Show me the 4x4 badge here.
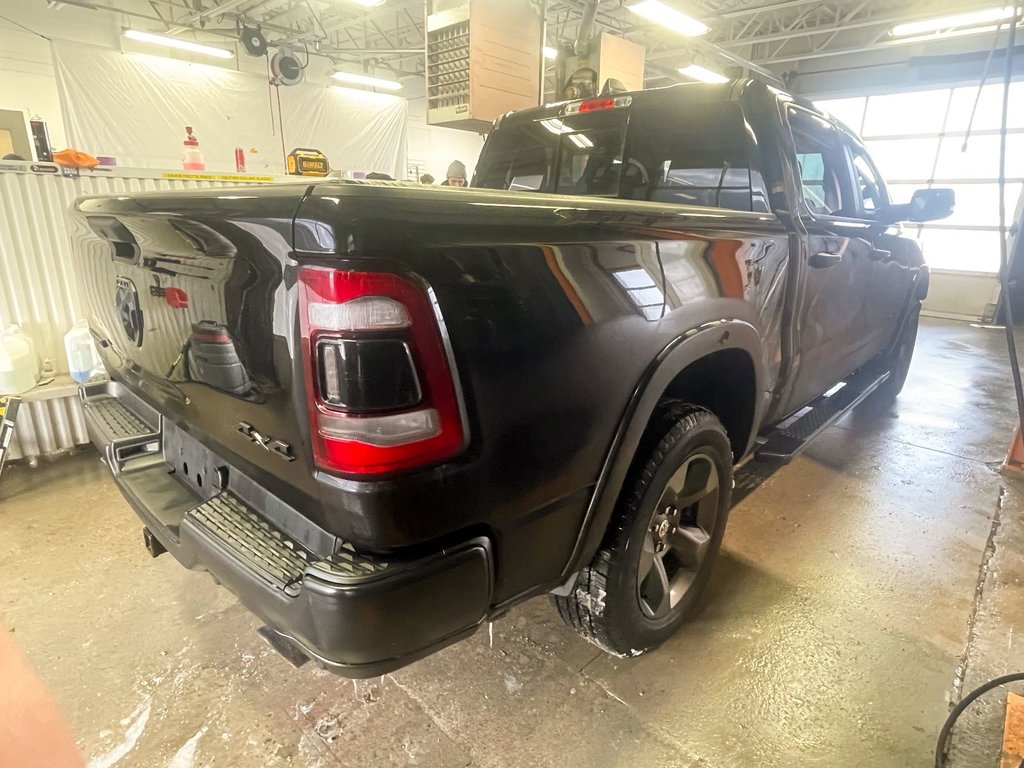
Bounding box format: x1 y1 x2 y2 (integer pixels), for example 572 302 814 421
235 422 296 462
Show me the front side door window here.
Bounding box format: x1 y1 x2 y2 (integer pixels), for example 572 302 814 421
849 146 888 216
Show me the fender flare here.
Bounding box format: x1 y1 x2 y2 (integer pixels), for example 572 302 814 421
560 318 766 579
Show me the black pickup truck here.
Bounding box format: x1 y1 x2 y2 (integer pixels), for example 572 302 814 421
73 79 953 676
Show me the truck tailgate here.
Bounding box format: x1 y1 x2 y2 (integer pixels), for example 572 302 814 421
71 185 325 522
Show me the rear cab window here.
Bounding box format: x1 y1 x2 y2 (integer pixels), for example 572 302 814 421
475 87 770 213
475 109 628 196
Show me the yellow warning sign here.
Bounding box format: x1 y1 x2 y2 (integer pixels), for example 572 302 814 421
161 172 276 183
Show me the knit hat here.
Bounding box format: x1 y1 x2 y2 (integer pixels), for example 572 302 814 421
446 160 467 180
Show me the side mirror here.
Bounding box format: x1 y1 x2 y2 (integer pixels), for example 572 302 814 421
881 188 955 223
907 188 955 222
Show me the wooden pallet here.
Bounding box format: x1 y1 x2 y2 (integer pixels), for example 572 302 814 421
1001 691 1024 768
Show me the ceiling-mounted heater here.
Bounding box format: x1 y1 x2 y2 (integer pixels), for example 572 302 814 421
426 0 542 132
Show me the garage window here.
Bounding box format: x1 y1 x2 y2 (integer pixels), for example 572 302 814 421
818 82 1024 273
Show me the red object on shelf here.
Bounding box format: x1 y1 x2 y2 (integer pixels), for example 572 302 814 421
182 126 205 171
164 287 189 309
235 147 246 173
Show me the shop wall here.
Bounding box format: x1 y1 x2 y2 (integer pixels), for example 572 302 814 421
404 80 486 182
0 3 410 177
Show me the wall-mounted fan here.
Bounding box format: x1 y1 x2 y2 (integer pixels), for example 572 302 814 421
239 24 267 57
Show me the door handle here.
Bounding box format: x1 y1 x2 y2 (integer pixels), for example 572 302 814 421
810 251 843 268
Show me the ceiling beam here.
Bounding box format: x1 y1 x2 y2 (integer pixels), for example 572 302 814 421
166 0 250 33
758 26 1005 65
715 0 836 21
715 7 989 50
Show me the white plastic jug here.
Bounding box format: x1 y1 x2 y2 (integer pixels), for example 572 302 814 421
65 320 101 384
0 326 39 394
6 324 38 368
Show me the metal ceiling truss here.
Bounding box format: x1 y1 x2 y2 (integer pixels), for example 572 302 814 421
92 0 428 75
66 0 1010 81
683 0 1006 68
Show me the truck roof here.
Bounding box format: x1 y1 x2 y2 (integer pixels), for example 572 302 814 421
498 78 820 128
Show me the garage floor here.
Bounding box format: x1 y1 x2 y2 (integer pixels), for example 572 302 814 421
3 317 1024 768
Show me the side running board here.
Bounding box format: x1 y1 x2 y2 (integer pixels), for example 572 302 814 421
756 369 889 463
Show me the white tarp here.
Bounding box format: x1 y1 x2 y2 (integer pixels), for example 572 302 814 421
52 40 406 177
280 86 408 177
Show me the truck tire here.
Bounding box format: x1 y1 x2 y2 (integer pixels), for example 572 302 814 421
551 403 733 657
871 303 921 403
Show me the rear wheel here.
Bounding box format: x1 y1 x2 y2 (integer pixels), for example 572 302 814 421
551 404 733 657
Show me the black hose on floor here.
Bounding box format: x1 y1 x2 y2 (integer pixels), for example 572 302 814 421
934 672 1024 767
935 10 1024 767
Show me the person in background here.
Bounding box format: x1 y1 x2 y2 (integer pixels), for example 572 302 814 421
440 160 467 187
365 171 393 180
419 173 435 184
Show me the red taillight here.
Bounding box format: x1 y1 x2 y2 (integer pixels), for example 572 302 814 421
298 267 466 476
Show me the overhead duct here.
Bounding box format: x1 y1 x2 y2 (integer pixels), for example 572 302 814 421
574 0 599 58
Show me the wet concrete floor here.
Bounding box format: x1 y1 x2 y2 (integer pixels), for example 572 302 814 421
1 317 1023 767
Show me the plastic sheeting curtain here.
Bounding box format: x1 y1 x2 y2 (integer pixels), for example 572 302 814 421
280 86 409 178
52 41 407 177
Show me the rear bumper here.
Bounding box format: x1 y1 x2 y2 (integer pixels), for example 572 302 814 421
80 380 492 677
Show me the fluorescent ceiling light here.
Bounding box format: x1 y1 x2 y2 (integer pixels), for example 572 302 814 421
331 71 403 91
123 29 234 59
678 64 728 84
543 46 558 60
346 0 386 6
629 0 709 37
889 23 1005 45
891 6 1016 37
